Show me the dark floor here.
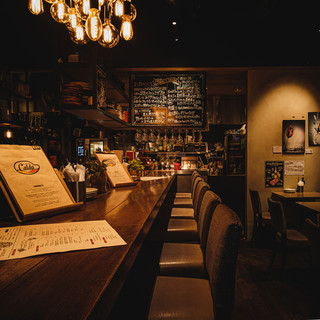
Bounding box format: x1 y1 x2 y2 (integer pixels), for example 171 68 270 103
109 234 316 320
233 239 315 320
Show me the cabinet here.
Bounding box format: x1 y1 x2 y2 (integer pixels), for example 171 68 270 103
58 63 130 130
224 134 245 175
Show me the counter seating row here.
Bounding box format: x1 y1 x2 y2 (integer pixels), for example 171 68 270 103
147 172 243 320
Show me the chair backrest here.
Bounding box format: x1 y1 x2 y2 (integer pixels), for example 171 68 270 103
249 189 262 226
205 204 242 320
191 175 202 201
267 198 287 234
304 218 320 266
191 171 201 198
197 190 222 252
193 179 210 219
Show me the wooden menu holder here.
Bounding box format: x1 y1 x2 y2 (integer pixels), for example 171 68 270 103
94 151 137 188
0 145 82 222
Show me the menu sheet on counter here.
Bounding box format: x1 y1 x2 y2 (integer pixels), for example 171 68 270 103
131 73 205 126
0 220 126 260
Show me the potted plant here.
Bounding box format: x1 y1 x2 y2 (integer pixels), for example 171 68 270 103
128 159 145 181
85 159 108 193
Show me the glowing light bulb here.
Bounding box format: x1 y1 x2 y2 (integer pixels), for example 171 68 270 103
120 15 133 41
66 7 80 30
70 23 89 45
130 3 137 21
99 0 106 5
123 1 136 21
75 0 91 21
44 0 57 3
4 129 13 139
114 0 124 17
98 19 119 48
85 8 103 41
28 0 44 15
50 0 69 23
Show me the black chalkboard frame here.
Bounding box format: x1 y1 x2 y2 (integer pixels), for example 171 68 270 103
130 72 206 128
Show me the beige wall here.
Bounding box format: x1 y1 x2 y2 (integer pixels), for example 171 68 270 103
247 69 320 239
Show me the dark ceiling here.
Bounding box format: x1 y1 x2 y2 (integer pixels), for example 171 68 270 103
1 0 320 69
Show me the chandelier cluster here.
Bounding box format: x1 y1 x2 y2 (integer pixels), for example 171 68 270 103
28 0 136 48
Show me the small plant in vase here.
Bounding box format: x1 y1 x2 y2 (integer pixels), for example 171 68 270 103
128 159 145 181
85 160 108 193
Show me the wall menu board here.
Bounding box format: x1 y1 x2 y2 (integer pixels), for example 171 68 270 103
131 73 205 127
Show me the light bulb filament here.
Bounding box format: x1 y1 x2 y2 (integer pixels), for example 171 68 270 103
57 2 65 20
120 17 133 40
103 25 112 43
76 26 85 41
82 0 91 16
70 13 77 29
114 0 124 17
92 18 99 39
29 0 44 15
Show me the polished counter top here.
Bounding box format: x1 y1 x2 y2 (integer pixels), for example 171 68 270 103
0 175 174 320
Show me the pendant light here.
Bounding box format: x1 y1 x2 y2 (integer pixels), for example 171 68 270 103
50 0 69 23
85 8 103 41
28 0 137 47
98 5 119 48
70 22 89 45
28 0 44 15
75 0 91 21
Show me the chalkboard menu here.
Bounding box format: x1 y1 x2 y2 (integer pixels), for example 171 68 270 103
131 73 205 127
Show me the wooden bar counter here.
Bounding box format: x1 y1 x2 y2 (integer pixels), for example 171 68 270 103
0 175 175 320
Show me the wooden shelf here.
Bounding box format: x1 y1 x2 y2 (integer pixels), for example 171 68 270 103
63 107 131 130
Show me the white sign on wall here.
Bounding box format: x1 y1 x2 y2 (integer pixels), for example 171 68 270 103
284 160 305 176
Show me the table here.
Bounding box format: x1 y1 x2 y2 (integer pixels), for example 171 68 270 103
271 191 320 202
295 202 320 226
0 175 174 320
271 191 320 228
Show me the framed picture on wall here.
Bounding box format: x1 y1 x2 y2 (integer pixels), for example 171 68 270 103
265 161 284 187
282 120 305 154
308 112 320 146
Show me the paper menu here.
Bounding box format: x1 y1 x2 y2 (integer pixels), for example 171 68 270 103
0 220 126 260
0 145 75 220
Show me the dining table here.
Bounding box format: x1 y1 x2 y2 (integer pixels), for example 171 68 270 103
271 191 320 229
295 202 320 226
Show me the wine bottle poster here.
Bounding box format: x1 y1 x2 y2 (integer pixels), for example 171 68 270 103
265 161 284 188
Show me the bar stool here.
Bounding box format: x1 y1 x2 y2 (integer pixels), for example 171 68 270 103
174 171 200 199
159 191 221 278
148 204 243 320
172 173 202 208
165 180 210 243
170 175 203 219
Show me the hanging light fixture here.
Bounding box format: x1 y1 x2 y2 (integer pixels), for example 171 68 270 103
28 0 44 15
28 0 137 48
98 5 119 48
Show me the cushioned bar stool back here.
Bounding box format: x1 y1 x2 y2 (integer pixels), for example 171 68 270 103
165 180 210 243
148 204 243 320
173 175 202 208
159 190 222 278
174 171 201 199
205 204 243 319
